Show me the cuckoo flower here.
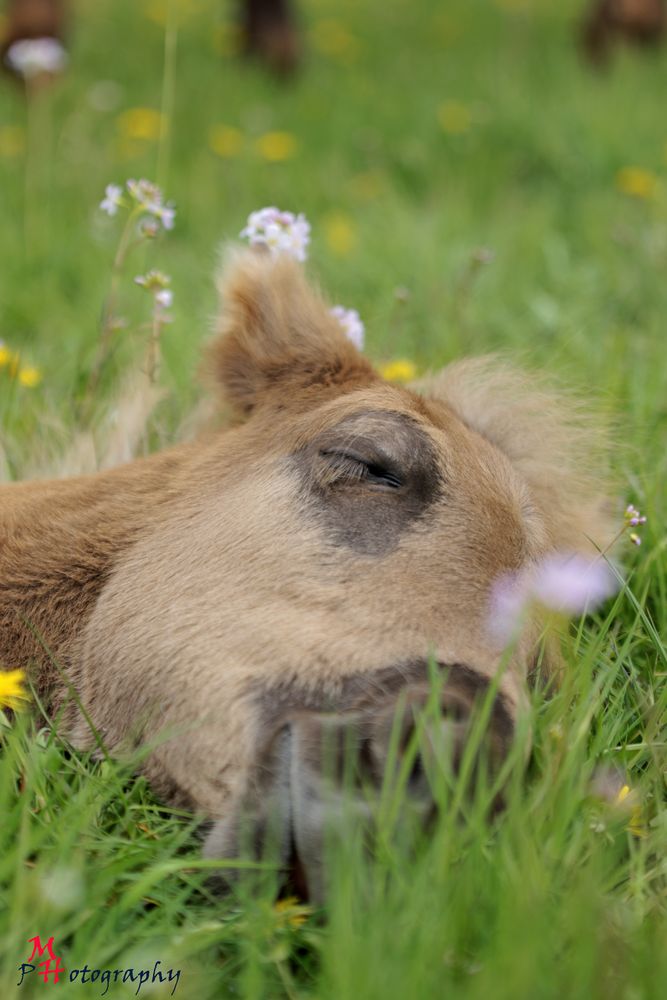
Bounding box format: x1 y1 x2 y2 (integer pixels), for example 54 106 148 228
330 305 365 350
4 38 68 79
240 207 310 262
489 552 619 645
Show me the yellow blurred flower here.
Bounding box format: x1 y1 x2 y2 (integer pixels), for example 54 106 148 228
348 169 386 201
255 131 299 162
379 359 417 383
0 669 30 711
627 807 647 838
116 107 165 143
273 896 310 929
615 166 659 200
143 0 201 27
615 784 631 804
0 124 25 158
18 366 42 388
615 784 648 838
323 211 357 257
310 19 361 61
438 100 473 135
0 344 21 376
209 125 244 159
212 21 242 57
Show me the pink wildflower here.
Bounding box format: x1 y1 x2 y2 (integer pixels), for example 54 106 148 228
489 552 619 645
330 305 365 350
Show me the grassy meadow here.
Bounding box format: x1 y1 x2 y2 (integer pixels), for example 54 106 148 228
1 0 666 996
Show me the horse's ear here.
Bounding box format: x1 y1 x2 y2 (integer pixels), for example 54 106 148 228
204 248 376 416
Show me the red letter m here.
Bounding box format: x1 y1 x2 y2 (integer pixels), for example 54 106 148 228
26 937 56 963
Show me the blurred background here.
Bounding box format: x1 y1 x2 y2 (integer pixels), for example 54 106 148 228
1 0 667 478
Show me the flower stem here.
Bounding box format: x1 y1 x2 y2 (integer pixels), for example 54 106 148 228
80 208 143 419
145 310 163 384
156 0 178 192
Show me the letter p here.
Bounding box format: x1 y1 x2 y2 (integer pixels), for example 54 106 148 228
17 964 35 986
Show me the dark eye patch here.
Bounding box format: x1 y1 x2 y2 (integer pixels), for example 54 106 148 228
291 409 443 556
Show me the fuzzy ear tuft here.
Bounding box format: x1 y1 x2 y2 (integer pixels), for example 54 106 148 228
412 356 619 555
204 248 376 416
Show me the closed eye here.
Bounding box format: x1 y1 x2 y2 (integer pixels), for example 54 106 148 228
320 449 403 489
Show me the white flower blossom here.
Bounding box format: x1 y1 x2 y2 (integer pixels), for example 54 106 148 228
4 37 68 79
155 204 176 231
100 183 123 217
155 288 173 310
134 270 171 292
240 206 310 262
135 271 173 322
624 503 647 547
126 179 176 231
330 305 365 350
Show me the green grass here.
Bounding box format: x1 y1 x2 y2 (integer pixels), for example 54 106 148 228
1 0 666 996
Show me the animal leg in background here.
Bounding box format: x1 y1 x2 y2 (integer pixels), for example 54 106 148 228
1 0 301 80
581 0 666 65
239 0 300 75
1 0 68 79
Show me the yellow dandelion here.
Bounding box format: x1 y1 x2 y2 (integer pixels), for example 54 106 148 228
0 124 25 158
116 107 165 143
438 100 473 135
143 0 200 27
348 170 386 201
379 359 417 383
323 211 357 257
2 349 21 378
255 131 298 162
614 784 648 838
144 0 169 26
615 166 659 200
209 125 244 159
18 366 42 388
0 669 30 711
273 896 310 929
627 805 648 838
615 784 631 804
310 19 361 61
212 21 242 57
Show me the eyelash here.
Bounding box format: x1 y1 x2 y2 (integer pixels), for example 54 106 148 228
320 451 402 489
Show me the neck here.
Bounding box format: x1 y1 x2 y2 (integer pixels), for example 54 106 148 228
0 443 192 696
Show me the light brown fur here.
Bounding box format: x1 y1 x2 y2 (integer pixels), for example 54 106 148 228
0 249 617 888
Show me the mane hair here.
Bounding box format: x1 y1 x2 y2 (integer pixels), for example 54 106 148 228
413 356 618 555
